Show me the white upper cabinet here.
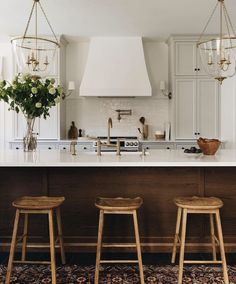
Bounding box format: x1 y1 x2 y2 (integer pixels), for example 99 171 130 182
175 41 208 77
169 36 220 140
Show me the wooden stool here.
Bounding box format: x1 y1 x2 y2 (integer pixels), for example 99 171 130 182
5 196 66 284
94 197 144 284
171 196 229 284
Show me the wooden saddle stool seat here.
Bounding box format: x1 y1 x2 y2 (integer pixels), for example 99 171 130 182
172 196 229 284
5 196 66 284
94 197 145 284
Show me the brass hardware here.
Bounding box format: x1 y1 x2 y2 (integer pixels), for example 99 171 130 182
96 139 121 156
62 81 75 100
107 117 113 144
70 141 77 156
116 139 121 156
11 0 59 74
115 109 132 121
97 139 101 156
96 118 122 156
197 0 236 83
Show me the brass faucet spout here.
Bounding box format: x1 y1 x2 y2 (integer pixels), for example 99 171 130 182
107 117 113 144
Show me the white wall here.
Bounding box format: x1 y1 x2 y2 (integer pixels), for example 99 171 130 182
65 40 169 139
0 42 14 148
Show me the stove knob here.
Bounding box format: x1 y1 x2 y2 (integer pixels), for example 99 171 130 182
134 142 138 146
126 142 130 146
130 142 134 146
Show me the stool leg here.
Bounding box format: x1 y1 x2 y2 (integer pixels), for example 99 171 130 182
178 209 187 284
133 210 145 284
5 209 20 284
56 207 66 265
172 207 182 264
209 213 217 261
21 213 28 261
48 210 56 284
95 210 104 284
215 210 229 284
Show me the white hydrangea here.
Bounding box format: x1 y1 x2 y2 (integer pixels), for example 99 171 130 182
35 102 42 108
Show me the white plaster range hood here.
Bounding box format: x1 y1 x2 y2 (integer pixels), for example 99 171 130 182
80 37 152 97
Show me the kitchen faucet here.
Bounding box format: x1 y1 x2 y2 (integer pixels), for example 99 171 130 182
96 117 121 156
107 117 113 144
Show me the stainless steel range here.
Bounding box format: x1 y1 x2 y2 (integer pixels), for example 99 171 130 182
93 136 139 152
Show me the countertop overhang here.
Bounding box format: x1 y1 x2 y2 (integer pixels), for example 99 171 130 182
1 149 236 167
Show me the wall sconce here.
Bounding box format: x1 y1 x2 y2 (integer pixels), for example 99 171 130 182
62 81 75 100
115 109 132 121
160 81 172 99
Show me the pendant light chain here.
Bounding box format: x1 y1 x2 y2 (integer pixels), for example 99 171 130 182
223 5 233 48
198 1 219 44
35 1 38 65
38 1 59 45
23 1 37 39
223 2 236 37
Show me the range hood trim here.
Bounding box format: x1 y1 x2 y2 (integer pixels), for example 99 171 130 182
80 88 152 97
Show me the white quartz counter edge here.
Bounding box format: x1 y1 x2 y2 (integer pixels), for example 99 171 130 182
0 149 236 167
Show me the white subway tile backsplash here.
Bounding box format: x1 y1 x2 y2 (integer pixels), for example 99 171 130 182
66 97 169 139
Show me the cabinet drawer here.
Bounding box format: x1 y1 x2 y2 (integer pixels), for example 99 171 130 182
11 143 23 150
38 144 56 150
77 144 93 152
176 144 198 150
142 144 175 150
59 144 70 150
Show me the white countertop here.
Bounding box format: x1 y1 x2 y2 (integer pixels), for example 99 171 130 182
1 149 236 167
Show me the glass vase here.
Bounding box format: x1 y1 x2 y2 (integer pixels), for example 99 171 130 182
23 117 37 151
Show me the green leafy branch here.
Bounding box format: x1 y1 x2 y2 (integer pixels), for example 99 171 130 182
0 74 62 119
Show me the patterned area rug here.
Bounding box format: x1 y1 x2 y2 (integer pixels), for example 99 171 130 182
0 264 236 283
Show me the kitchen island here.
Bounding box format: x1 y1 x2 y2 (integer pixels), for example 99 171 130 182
1 149 236 253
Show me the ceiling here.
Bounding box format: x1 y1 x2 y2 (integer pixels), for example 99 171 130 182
1 0 236 41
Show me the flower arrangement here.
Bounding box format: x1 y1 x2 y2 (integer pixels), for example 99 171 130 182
0 73 62 119
0 74 63 151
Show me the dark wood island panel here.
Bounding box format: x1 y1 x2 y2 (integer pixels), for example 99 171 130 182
0 167 236 253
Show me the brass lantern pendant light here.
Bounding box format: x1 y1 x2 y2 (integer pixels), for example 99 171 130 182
197 0 236 84
11 0 59 78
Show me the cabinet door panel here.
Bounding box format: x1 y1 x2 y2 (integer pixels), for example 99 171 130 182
175 42 196 76
196 51 209 76
197 79 219 138
38 106 59 139
176 79 196 139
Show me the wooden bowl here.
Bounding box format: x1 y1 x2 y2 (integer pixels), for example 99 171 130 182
197 138 221 155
